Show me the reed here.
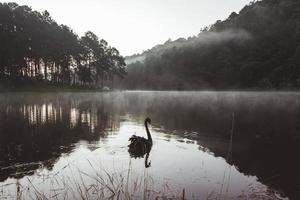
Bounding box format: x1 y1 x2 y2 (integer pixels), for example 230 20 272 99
1 158 187 200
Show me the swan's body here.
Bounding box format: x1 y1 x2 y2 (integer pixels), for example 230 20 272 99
128 118 152 158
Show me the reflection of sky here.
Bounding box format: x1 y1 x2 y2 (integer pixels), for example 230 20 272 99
1 91 297 199
0 120 276 199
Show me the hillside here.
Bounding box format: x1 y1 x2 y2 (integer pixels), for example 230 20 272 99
120 0 300 90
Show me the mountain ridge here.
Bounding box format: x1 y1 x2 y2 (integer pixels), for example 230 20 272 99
120 0 300 90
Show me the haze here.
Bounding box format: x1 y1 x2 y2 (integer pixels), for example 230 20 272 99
1 0 251 56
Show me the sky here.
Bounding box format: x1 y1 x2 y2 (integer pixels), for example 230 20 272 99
1 0 251 56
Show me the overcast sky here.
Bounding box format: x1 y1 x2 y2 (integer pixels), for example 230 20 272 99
1 0 251 56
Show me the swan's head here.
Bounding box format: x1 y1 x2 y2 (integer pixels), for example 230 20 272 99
145 117 151 124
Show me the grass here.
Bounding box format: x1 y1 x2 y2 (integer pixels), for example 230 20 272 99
0 157 283 200
0 159 187 200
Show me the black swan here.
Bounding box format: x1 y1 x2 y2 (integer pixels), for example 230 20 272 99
128 118 152 159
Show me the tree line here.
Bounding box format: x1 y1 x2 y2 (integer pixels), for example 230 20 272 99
120 0 300 90
0 2 126 89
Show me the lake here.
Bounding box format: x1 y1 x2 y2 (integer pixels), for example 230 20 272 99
0 91 299 199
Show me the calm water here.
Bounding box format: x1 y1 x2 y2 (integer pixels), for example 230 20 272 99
0 91 299 199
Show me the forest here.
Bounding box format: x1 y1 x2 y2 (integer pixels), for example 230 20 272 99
1 0 300 91
120 0 300 90
0 2 126 90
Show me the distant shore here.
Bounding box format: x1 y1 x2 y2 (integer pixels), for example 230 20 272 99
1 86 300 93
0 84 107 93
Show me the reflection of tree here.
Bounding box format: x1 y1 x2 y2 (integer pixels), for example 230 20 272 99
0 94 119 182
1 92 300 199
123 92 300 199
218 138 300 199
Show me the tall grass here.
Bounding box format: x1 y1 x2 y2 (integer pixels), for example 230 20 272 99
0 158 187 200
0 157 282 200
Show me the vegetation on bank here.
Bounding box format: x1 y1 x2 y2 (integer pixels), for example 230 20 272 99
0 2 126 90
120 0 300 90
2 0 300 92
0 83 107 92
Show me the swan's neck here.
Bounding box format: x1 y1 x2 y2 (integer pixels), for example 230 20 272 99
145 121 152 142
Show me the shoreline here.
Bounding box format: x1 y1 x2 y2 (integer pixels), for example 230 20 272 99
2 88 300 93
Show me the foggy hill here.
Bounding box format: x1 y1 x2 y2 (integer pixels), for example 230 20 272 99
120 0 300 90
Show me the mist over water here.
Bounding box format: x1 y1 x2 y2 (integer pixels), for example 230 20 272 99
0 91 299 199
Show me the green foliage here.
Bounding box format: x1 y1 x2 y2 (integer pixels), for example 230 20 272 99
120 0 300 90
0 2 126 89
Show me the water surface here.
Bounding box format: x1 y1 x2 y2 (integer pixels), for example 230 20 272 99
0 91 299 199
